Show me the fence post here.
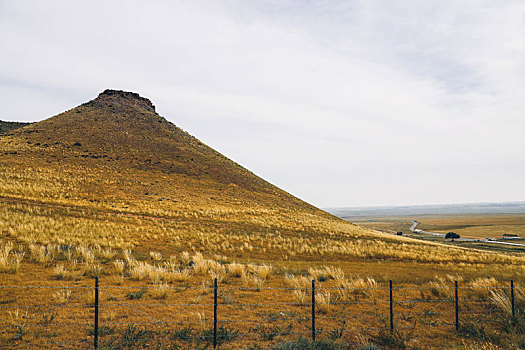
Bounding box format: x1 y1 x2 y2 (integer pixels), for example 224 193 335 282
511 280 515 319
312 279 316 342
389 280 394 333
213 278 218 349
455 280 459 331
94 276 99 350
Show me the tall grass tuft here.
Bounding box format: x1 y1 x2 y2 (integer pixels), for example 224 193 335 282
316 292 332 314
152 282 169 299
227 263 246 278
0 242 24 274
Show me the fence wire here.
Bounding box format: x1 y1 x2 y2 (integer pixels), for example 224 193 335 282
0 279 521 349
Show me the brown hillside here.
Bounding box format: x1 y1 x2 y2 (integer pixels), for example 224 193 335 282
0 89 523 281
0 121 31 133
0 89 319 212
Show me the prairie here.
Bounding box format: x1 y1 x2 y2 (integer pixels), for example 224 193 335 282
1 90 523 348
350 214 525 240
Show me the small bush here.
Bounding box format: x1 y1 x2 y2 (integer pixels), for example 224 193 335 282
201 326 238 345
127 288 147 300
372 328 413 350
272 337 347 350
170 327 193 342
100 324 161 349
359 345 383 350
445 232 460 239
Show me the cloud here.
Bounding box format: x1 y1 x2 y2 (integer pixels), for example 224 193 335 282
0 0 523 206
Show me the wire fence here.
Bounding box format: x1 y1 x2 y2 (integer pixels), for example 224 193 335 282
0 279 521 349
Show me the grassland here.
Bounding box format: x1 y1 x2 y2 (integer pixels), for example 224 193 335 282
416 214 525 239
351 214 525 239
1 90 524 348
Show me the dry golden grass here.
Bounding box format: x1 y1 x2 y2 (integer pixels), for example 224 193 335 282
1 91 524 348
151 282 170 299
227 262 246 278
315 291 332 313
0 242 24 274
0 241 522 349
52 288 72 304
418 214 525 239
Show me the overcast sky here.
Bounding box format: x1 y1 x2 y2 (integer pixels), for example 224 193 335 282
0 1 524 208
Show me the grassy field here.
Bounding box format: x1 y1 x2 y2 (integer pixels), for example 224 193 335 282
1 90 524 348
349 214 524 238
417 214 525 239
348 214 525 256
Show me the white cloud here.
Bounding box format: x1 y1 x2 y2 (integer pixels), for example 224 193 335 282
0 0 523 206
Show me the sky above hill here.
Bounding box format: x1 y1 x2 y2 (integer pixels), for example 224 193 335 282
0 0 524 207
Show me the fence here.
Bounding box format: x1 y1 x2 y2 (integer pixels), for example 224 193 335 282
0 279 521 349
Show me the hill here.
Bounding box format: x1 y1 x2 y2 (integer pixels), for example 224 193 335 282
0 89 314 209
0 121 31 133
1 90 524 349
0 89 523 268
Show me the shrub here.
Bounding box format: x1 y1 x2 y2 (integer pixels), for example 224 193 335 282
445 232 460 239
170 326 193 342
372 328 413 350
100 324 159 349
272 337 347 350
201 326 238 345
359 345 383 350
127 288 147 300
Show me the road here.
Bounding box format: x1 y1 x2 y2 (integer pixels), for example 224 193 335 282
409 221 525 247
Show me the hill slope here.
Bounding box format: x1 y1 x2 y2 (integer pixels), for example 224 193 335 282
0 89 313 210
0 90 523 270
1 90 523 350
0 121 31 133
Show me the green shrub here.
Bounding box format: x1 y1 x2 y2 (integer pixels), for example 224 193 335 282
371 329 413 350
126 288 147 300
272 337 347 350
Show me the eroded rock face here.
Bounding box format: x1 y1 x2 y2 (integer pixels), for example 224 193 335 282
96 89 156 112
